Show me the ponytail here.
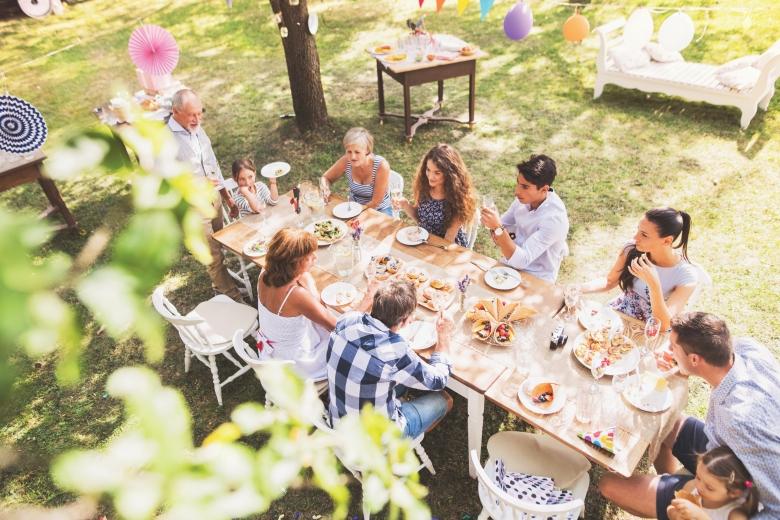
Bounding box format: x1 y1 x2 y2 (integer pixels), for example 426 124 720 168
677 210 691 262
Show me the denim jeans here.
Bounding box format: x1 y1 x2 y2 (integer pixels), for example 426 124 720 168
400 391 449 438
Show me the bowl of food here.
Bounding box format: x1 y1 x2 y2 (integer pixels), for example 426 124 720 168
493 322 516 345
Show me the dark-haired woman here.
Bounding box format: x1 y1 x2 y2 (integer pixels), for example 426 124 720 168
257 228 374 380
581 208 698 330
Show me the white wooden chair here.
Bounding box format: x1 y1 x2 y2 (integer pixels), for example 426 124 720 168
687 262 713 309
465 208 481 249
220 177 258 301
594 18 780 129
311 412 436 520
471 431 591 520
152 286 259 406
232 329 329 398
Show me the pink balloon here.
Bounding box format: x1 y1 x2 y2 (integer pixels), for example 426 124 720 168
504 1 533 41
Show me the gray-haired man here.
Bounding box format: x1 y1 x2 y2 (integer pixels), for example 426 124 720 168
167 89 241 301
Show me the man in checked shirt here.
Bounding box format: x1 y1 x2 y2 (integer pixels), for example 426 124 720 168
600 311 780 519
326 280 454 438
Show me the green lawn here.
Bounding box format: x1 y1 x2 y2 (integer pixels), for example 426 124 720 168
1 0 778 518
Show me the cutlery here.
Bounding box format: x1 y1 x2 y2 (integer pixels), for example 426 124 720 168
419 238 452 250
550 300 566 319
470 260 490 272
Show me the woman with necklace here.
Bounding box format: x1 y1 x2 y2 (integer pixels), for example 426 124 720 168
320 127 393 216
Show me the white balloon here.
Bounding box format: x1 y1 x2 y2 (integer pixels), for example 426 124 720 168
658 12 695 52
623 8 654 49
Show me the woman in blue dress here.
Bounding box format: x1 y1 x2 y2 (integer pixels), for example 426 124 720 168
319 127 393 216
393 143 477 247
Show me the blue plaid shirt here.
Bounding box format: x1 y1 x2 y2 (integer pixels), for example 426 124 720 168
705 338 780 519
326 312 452 432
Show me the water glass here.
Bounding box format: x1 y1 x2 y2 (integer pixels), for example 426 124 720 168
612 372 629 394
333 241 353 278
481 195 497 213
643 316 661 357
390 187 403 220
563 284 581 320
575 390 593 425
501 332 533 398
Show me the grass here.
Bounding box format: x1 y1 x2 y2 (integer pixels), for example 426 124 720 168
1 0 779 517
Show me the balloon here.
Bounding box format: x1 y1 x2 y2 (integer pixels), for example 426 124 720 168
504 1 533 41
436 0 445 12
658 12 694 52
562 10 590 43
457 0 469 15
622 8 653 49
480 0 494 20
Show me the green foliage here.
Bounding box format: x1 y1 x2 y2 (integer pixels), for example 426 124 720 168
52 366 430 520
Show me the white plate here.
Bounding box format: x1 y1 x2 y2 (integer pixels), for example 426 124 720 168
623 373 673 413
571 331 641 376
517 377 568 415
243 237 268 257
484 266 522 291
304 219 348 246
396 226 429 246
368 44 395 56
260 161 290 179
321 282 358 307
398 320 438 350
578 300 624 333
332 201 363 219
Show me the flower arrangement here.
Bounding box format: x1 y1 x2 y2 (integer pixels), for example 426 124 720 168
349 219 363 241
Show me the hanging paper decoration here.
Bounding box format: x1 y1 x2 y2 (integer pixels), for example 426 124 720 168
128 25 180 76
480 0 494 20
658 12 695 52
563 8 590 43
0 95 48 155
457 0 469 16
504 1 533 41
225 0 232 7
18 0 52 18
419 0 425 7
436 0 446 13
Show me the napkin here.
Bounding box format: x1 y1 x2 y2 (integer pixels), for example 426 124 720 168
578 427 618 456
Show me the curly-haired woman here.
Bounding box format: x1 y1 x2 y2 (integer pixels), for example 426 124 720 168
393 143 477 247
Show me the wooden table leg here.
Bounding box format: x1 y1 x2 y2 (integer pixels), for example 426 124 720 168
377 61 386 124
437 79 444 106
403 78 412 142
38 176 77 229
468 71 476 128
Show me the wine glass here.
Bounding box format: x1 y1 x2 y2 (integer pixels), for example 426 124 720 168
390 186 403 221
612 372 629 394
643 316 661 360
563 284 581 320
481 195 497 213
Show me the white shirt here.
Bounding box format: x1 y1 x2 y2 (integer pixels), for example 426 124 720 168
167 117 225 190
499 190 569 283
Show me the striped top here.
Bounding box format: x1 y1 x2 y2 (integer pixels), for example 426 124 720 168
345 154 391 211
233 181 277 218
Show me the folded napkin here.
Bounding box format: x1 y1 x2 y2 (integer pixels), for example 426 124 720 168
578 427 618 455
494 458 574 507
434 34 468 53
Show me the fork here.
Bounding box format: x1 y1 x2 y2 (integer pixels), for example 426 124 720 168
420 238 452 251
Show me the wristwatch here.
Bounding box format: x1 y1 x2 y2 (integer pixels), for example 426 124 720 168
492 225 505 237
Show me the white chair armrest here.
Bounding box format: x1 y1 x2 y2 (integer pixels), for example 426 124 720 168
595 18 626 37
753 52 780 93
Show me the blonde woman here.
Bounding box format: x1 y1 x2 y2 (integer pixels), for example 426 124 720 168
320 127 393 216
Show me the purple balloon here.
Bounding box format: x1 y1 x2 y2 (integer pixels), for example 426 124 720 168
504 1 533 41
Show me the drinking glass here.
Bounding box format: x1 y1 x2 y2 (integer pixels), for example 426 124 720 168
563 284 581 320
612 372 629 394
575 389 593 425
334 241 353 279
501 329 534 398
588 352 607 424
255 198 267 224
390 186 403 221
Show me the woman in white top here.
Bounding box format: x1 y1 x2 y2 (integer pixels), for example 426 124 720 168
257 228 374 381
581 207 698 330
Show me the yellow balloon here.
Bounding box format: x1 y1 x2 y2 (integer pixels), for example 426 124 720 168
563 11 590 43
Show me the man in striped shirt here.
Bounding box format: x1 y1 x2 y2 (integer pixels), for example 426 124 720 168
326 280 453 438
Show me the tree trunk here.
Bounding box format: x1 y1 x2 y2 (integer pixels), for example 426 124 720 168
269 0 328 132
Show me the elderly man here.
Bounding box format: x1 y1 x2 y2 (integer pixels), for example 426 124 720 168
599 311 780 519
326 280 454 438
168 89 242 301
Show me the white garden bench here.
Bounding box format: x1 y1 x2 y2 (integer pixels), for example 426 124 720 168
594 18 780 129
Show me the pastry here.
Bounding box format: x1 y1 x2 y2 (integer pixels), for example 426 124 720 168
472 320 493 341
528 382 556 408
674 489 702 507
493 322 515 345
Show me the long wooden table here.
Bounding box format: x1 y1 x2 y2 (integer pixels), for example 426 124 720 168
212 193 687 479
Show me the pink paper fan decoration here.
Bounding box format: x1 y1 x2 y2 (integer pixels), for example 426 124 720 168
128 24 180 76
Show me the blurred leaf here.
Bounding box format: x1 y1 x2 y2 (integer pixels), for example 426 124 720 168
202 423 242 446
77 266 138 338
182 208 213 266
113 210 181 289
45 128 131 181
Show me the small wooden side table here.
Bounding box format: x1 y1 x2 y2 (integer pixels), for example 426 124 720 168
0 150 77 230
